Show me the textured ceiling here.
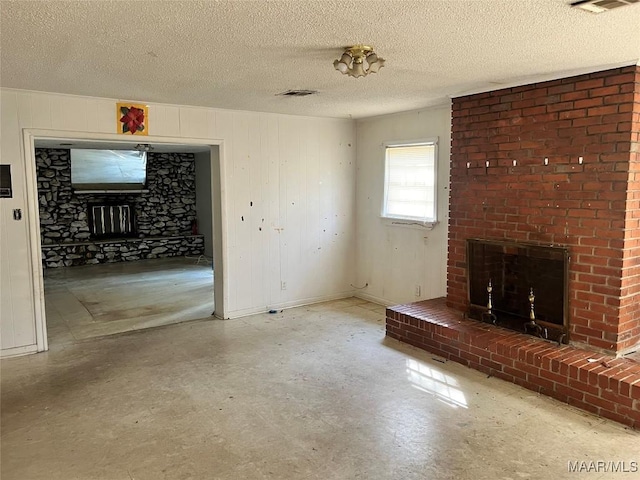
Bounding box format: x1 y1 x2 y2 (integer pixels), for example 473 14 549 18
1 0 639 119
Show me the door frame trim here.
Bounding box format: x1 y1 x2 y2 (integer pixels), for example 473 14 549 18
22 129 228 352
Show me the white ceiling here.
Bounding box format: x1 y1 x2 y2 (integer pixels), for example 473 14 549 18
2 0 639 119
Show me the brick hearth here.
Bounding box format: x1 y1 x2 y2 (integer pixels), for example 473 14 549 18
386 298 640 428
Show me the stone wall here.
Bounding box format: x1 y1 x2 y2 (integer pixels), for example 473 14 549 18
36 148 203 267
36 149 197 243
41 235 204 268
137 152 197 237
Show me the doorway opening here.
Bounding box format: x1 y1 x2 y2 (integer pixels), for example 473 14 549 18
31 137 222 346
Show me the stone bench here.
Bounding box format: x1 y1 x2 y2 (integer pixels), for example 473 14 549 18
41 234 204 268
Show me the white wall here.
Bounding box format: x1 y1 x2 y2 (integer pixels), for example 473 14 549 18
354 105 451 306
195 150 214 257
0 89 356 356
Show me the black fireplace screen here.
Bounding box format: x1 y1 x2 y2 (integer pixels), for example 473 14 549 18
467 239 569 341
89 204 134 238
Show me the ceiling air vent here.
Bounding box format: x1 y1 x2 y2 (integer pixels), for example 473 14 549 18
571 0 638 13
277 90 318 97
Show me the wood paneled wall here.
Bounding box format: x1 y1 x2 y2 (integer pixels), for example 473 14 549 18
0 89 356 356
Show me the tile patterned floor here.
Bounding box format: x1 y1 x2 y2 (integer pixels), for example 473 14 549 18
43 257 215 344
2 295 638 479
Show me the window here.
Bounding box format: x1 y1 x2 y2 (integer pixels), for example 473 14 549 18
382 139 437 223
71 149 147 190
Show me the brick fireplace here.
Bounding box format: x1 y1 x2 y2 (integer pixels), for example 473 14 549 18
448 65 640 355
386 65 640 427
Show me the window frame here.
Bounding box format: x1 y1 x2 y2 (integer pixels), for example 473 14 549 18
70 149 148 191
381 137 439 225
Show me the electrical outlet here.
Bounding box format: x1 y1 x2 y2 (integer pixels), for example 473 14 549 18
281 281 287 290
415 285 421 297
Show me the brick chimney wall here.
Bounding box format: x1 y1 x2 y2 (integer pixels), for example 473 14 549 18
619 68 640 352
447 65 640 355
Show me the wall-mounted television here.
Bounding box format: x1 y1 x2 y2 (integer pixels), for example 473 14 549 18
71 149 147 191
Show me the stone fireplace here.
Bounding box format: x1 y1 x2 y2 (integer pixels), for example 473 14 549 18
386 65 640 428
88 203 136 238
36 149 204 267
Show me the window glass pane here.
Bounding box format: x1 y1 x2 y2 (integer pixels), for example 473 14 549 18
71 149 147 189
384 143 436 221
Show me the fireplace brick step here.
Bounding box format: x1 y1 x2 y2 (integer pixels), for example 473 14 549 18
386 298 640 429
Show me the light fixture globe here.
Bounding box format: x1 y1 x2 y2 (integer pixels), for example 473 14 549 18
333 52 351 74
366 52 385 74
333 45 385 78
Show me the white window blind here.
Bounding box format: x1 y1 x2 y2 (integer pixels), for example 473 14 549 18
383 141 437 222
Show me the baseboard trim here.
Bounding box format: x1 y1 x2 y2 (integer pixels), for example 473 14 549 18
353 291 393 306
226 291 357 319
1 344 39 359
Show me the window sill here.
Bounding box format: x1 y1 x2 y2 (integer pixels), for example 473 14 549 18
380 217 439 230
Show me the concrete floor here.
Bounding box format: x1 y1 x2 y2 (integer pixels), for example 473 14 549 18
1 296 638 480
43 257 215 344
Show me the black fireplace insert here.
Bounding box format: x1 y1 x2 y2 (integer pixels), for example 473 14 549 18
466 239 569 343
88 203 136 239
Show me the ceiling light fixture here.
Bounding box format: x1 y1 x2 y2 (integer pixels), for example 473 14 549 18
333 45 385 78
276 89 318 97
134 143 153 152
570 0 639 14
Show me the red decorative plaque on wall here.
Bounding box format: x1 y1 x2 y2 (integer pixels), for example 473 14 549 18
117 102 148 135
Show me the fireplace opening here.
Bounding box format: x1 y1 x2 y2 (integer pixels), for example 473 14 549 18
467 239 569 343
88 203 136 239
